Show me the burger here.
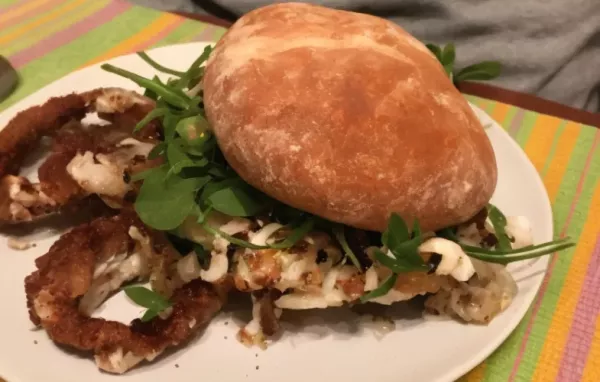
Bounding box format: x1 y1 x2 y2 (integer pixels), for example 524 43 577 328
103 2 572 348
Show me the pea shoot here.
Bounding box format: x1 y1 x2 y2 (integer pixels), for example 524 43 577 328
124 286 172 322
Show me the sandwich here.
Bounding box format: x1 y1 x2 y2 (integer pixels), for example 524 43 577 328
99 3 572 349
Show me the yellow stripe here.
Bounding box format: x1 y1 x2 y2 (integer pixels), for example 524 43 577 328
531 181 600 382
463 362 486 382
0 0 86 45
2 0 107 57
523 114 561 174
544 122 582 202
0 0 51 24
582 314 600 382
490 102 511 125
82 13 181 67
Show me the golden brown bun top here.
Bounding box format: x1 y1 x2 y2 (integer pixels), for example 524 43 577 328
203 3 497 232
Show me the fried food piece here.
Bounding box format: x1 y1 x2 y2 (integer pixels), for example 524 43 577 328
24 213 224 374
0 88 162 224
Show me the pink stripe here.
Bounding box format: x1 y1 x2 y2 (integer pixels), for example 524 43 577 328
0 0 27 12
556 233 600 381
509 131 600 381
8 0 131 68
0 0 63 29
508 109 526 137
194 26 217 42
123 17 185 54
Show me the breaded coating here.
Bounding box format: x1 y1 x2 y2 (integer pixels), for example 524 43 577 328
25 213 224 373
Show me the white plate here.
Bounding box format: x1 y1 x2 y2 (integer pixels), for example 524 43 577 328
0 42 551 382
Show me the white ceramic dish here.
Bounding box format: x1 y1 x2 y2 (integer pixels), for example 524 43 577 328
0 42 551 382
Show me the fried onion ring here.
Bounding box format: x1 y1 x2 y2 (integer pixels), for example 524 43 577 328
0 88 162 224
24 212 224 374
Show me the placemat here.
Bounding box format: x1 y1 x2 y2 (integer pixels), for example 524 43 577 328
0 1 598 381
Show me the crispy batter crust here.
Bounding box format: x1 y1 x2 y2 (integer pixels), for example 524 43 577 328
24 213 224 373
0 88 162 224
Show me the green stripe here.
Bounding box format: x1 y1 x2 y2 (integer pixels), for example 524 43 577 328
481 118 581 381
484 99 497 114
513 129 599 381
0 6 162 112
500 106 518 129
168 20 209 44
148 19 205 48
1 0 103 56
0 0 82 38
483 307 535 382
513 111 537 146
212 27 227 40
0 0 20 6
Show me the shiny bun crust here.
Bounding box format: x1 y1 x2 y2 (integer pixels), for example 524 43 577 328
203 3 497 232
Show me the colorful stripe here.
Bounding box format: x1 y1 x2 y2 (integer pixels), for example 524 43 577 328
581 314 600 382
0 0 51 26
557 230 600 381
0 0 86 45
0 0 62 29
8 0 130 68
1 3 600 381
532 134 600 382
82 13 184 67
1 0 109 56
509 130 599 382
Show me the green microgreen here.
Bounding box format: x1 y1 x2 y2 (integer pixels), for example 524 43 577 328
426 43 501 84
137 51 186 77
269 218 314 249
104 46 573 307
487 204 512 250
360 274 398 303
332 225 363 270
124 286 172 322
134 165 209 230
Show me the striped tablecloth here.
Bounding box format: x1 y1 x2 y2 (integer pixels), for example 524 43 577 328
0 1 598 381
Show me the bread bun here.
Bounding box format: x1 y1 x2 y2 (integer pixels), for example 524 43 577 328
203 3 497 232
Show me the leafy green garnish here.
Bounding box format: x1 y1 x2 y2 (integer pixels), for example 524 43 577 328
137 51 186 77
124 286 172 322
362 213 428 301
461 237 575 264
435 226 459 242
101 63 193 109
269 218 315 249
454 62 502 82
426 43 501 84
201 222 269 250
134 166 209 230
194 243 211 269
381 214 427 272
360 274 398 303
487 204 512 250
332 225 363 270
203 179 268 217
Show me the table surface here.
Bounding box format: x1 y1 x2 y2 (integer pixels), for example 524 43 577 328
0 1 598 382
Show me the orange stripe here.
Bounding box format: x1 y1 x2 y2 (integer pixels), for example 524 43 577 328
463 362 486 382
490 102 511 125
531 181 600 382
82 13 181 67
544 122 582 202
582 314 600 382
0 0 52 25
0 0 86 45
523 114 562 174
